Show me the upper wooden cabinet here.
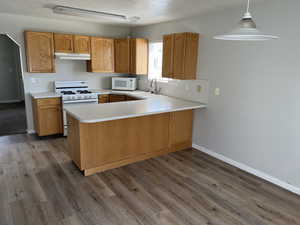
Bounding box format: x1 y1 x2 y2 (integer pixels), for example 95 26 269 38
114 39 131 73
130 38 148 75
162 34 174 78
54 33 74 53
74 35 90 54
88 37 114 73
162 32 199 80
25 31 55 73
115 38 149 75
54 33 91 54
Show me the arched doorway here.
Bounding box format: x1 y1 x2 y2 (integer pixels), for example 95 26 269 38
0 34 27 136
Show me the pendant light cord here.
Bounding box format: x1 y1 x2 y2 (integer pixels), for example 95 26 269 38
246 0 250 13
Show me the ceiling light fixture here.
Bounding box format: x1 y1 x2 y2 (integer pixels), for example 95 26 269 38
53 5 136 22
214 0 279 41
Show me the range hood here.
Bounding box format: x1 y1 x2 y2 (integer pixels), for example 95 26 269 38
55 52 91 60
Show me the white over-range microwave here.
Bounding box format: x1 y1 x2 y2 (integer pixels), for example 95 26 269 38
112 77 137 91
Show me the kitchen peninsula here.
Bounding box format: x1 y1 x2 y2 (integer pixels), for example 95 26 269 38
65 92 206 176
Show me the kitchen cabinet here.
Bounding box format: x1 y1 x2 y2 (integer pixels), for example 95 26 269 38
115 38 149 75
88 37 114 73
109 94 126 102
162 34 174 78
74 35 90 54
54 33 74 53
169 110 193 151
54 34 91 54
25 31 55 73
99 94 139 103
130 38 148 75
98 94 109 103
32 97 63 136
67 110 194 176
114 39 131 73
162 32 199 80
126 95 139 101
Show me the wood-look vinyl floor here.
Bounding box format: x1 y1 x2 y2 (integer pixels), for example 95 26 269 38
1 134 300 225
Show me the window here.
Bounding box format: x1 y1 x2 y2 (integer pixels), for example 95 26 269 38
148 42 163 80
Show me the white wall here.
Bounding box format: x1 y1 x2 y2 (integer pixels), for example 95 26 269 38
131 0 300 189
0 13 130 131
0 35 23 103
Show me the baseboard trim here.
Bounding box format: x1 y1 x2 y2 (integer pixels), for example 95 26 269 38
27 129 35 134
0 99 23 103
192 143 300 196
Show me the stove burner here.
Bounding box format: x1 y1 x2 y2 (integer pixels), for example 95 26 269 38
77 90 92 94
61 91 76 95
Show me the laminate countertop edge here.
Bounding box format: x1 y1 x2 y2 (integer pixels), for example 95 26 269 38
66 104 206 124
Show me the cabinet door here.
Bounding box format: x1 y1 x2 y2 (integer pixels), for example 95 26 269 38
130 38 148 75
126 95 139 101
109 94 126 102
83 113 170 169
184 33 199 80
38 105 63 136
74 35 90 54
89 37 114 73
25 31 55 73
169 110 193 151
98 94 109 103
115 39 130 73
172 33 186 79
54 33 74 53
162 34 174 78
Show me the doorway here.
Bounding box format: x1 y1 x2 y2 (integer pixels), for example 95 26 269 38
0 34 27 136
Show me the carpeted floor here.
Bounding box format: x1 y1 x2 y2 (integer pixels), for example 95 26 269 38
0 101 27 136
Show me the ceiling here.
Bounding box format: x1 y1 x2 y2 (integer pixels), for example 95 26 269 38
0 0 263 26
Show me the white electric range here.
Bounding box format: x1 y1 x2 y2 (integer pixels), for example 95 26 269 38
55 81 98 136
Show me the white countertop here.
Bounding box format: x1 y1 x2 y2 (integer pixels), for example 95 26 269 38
31 92 62 99
31 89 149 99
31 90 206 123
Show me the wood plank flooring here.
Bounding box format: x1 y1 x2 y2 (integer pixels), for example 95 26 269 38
1 134 300 225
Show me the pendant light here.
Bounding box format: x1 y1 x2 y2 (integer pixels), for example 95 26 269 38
214 0 279 41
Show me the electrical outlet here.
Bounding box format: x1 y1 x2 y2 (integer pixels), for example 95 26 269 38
214 88 220 96
197 85 202 93
31 78 37 84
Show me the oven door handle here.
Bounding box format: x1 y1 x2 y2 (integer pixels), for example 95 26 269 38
63 99 98 104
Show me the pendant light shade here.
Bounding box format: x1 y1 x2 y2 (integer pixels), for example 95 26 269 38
214 0 279 41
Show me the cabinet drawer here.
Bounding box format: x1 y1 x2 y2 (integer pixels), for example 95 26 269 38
36 98 61 106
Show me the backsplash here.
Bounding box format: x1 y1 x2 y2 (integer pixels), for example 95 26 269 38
137 76 209 104
28 60 120 93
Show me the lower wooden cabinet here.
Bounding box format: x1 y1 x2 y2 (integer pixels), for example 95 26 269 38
99 94 139 103
67 110 194 175
126 95 139 101
98 94 109 103
32 97 63 136
109 94 126 102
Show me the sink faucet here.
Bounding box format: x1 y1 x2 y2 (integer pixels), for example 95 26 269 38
150 79 161 94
